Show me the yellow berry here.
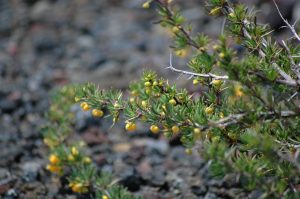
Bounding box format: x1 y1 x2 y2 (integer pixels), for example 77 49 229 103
68 154 75 161
193 128 201 135
129 97 135 103
46 164 61 173
125 122 137 132
169 99 177 105
228 12 235 18
92 109 104 117
131 90 138 96
150 125 160 134
219 112 224 118
144 81 151 87
175 49 188 58
49 154 59 164
212 44 219 50
68 182 75 188
102 195 109 199
193 79 199 85
83 157 92 164
152 81 158 86
205 106 214 115
71 183 87 193
172 125 180 134
235 85 244 97
185 148 192 155
211 79 223 89
219 52 225 59
142 1 150 9
172 26 180 33
74 96 81 102
80 102 90 111
145 88 152 95
71 147 79 156
141 100 147 108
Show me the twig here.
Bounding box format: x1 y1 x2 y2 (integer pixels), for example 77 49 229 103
273 0 300 42
224 3 298 87
165 52 229 80
209 110 297 128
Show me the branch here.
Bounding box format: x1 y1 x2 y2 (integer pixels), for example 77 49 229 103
224 3 298 87
209 110 297 128
153 0 200 49
165 53 229 80
273 0 300 43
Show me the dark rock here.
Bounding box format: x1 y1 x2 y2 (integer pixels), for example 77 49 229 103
119 167 143 191
191 185 207 196
0 99 17 113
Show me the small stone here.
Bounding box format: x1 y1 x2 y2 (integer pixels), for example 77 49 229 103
21 160 43 182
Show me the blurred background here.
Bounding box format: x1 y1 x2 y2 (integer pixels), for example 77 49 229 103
0 0 299 198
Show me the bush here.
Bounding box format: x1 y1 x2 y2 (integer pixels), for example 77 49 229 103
44 0 300 198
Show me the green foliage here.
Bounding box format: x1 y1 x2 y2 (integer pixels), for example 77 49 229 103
43 85 141 199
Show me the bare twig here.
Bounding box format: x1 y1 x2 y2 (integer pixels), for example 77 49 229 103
209 110 297 128
273 0 300 42
165 53 229 80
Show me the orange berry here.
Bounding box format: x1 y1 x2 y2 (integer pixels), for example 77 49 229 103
172 125 180 134
80 102 90 111
49 154 59 164
46 164 61 173
92 109 104 117
205 107 214 115
125 122 137 132
150 125 160 134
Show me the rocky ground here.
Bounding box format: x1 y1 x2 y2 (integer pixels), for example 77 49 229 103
0 0 299 199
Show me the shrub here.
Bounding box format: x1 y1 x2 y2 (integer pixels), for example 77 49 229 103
45 0 300 198
43 86 141 199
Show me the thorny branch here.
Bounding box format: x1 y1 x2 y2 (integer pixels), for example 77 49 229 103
165 53 229 80
224 2 299 87
157 1 300 87
209 110 297 129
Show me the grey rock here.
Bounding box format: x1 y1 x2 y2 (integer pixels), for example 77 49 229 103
21 160 43 182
